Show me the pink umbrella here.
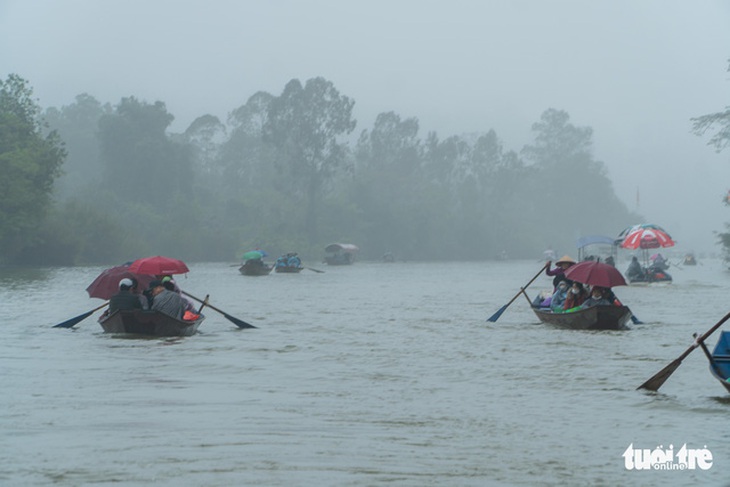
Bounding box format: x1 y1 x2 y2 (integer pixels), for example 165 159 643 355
128 256 190 275
620 228 675 250
564 260 627 288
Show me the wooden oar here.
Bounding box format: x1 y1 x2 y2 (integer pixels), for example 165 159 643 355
305 266 325 273
53 302 109 328
181 291 256 329
487 263 548 322
637 310 730 391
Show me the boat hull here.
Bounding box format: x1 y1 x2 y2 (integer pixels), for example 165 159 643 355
274 266 303 273
531 305 632 330
709 331 730 394
239 264 273 276
99 309 203 337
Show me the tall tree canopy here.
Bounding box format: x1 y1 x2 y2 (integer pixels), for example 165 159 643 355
263 77 356 243
0 74 65 257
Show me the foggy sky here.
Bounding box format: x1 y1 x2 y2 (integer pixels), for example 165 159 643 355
2 0 729 254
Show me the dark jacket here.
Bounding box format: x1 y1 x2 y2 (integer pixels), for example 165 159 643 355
109 290 144 314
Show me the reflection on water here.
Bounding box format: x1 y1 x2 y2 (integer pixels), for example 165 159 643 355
1 260 729 486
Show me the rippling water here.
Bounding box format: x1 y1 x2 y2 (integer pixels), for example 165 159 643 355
1 259 729 486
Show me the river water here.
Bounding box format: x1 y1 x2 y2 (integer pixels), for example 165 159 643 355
1 259 728 486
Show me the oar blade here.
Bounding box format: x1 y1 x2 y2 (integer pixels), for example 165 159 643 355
637 358 682 391
53 310 94 328
225 313 257 329
487 305 508 322
306 267 325 273
630 315 644 325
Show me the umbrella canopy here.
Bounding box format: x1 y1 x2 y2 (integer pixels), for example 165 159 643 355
86 264 155 300
564 260 627 288
242 250 266 260
128 256 190 275
620 228 675 250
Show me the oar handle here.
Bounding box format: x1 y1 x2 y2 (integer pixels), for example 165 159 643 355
182 291 224 315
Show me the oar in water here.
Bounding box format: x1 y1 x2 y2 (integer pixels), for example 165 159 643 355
181 291 257 329
637 310 730 391
53 302 109 328
487 263 549 322
305 266 325 273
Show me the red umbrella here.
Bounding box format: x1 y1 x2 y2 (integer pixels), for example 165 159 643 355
620 228 675 250
564 260 627 288
128 256 190 276
86 264 155 300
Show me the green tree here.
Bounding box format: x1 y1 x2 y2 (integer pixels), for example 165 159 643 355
0 74 65 260
352 111 424 257
263 77 356 243
693 59 730 261
43 93 110 199
691 59 730 153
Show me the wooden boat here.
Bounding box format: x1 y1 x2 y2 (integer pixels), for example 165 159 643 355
324 243 359 265
275 265 303 273
239 261 273 276
98 309 204 337
531 304 632 330
699 330 730 394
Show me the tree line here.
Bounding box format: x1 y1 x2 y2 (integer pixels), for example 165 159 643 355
1 73 644 266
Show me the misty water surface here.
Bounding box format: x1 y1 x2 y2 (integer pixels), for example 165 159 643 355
1 259 729 486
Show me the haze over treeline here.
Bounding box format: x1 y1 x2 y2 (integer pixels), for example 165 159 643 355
1 73 651 265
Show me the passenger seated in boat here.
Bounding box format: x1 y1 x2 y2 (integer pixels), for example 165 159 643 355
149 280 185 320
564 282 588 310
276 255 288 268
109 278 144 314
161 276 196 312
287 252 301 267
580 286 613 308
128 277 149 309
625 256 645 281
550 281 569 312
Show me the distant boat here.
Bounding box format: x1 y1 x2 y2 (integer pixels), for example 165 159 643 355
324 243 359 265
239 260 273 276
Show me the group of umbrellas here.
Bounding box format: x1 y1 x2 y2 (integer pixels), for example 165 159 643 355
85 255 190 300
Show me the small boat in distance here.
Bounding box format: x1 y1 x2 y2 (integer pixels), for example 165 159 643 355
324 243 359 265
239 260 274 276
98 309 204 337
275 252 304 273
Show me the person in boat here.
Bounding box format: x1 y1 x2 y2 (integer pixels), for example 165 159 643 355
650 253 669 272
563 281 588 310
550 280 569 312
109 278 144 314
148 279 185 319
625 256 645 281
580 286 613 308
129 277 150 309
546 255 576 290
604 255 615 267
287 252 302 268
161 276 196 312
275 254 288 268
